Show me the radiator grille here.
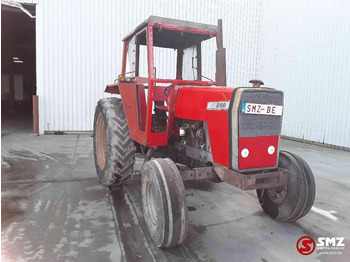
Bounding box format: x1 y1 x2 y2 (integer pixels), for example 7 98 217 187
238 89 283 138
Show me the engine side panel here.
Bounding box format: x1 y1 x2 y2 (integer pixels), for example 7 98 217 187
175 86 234 167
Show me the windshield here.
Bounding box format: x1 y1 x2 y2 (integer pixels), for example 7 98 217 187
182 36 216 81
126 29 217 81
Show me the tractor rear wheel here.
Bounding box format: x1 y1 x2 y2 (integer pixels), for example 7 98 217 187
257 151 315 222
93 97 136 185
142 158 188 247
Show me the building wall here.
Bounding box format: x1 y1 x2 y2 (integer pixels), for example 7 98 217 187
34 0 350 148
36 0 261 133
257 0 350 148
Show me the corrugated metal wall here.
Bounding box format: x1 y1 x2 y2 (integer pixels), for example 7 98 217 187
35 0 350 148
256 0 350 148
36 0 261 133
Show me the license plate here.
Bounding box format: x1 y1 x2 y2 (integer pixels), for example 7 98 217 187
242 103 283 116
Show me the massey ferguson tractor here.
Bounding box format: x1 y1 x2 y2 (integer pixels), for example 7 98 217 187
93 16 315 248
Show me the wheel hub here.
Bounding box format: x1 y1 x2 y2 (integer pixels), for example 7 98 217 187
267 184 288 203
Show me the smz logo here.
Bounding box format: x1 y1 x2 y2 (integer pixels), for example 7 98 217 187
297 236 345 255
297 236 316 255
317 237 345 247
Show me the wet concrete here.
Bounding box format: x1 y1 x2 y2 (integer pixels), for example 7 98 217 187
2 133 121 261
2 130 350 261
110 141 350 262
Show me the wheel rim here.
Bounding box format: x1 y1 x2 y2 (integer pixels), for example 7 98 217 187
146 182 158 225
96 112 107 170
267 184 288 203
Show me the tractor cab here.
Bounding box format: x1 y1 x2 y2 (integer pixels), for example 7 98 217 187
123 16 221 83
105 16 226 146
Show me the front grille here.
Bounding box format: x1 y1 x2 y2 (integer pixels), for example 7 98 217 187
238 89 283 138
229 87 284 171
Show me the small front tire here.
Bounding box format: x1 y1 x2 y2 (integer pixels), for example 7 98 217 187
142 158 188 248
257 151 315 222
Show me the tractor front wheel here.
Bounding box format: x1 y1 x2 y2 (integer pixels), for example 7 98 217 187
93 97 136 185
257 151 315 222
142 158 188 247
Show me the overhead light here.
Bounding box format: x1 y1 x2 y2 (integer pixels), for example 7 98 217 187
13 57 19 60
14 60 24 63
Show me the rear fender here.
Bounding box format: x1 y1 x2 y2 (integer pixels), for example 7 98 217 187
105 83 120 94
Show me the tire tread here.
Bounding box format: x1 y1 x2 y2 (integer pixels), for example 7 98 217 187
93 97 136 185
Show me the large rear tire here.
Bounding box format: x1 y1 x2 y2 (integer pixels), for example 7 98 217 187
93 97 136 185
142 158 188 248
257 151 315 222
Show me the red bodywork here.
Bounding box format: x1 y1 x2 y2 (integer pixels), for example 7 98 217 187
105 19 279 171
175 86 233 167
238 136 279 169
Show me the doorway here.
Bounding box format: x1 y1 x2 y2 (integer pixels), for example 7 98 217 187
1 2 36 135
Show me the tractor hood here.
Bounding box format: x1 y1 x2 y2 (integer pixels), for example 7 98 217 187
174 85 234 121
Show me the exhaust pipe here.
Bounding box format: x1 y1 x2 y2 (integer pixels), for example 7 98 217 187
216 19 227 86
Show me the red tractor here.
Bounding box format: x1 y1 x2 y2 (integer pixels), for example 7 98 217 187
93 16 315 248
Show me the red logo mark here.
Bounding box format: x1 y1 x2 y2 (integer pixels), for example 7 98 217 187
297 236 316 255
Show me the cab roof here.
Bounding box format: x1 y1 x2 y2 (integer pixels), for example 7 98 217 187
123 16 218 49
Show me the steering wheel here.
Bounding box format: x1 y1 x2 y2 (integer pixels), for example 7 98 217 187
163 84 172 97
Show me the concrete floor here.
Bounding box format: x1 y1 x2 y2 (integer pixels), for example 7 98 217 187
1 122 350 261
